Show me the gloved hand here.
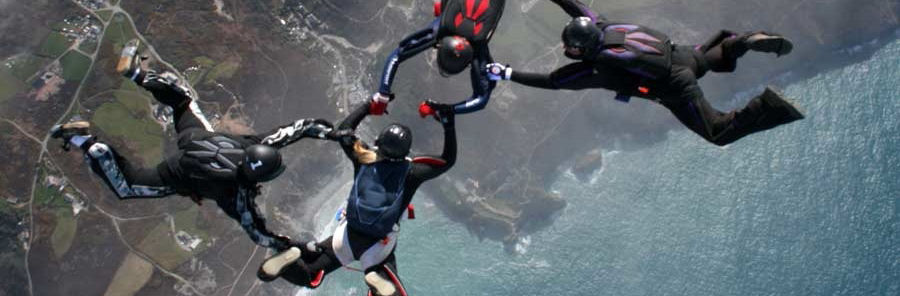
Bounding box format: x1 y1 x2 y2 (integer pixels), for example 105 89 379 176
369 92 394 115
300 118 334 139
420 100 455 124
486 63 512 81
418 101 436 118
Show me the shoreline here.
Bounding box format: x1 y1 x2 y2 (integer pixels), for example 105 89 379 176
436 30 900 252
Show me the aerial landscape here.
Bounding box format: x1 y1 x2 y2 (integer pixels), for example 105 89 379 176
0 0 897 295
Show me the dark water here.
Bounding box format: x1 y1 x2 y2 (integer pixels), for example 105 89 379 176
302 38 900 296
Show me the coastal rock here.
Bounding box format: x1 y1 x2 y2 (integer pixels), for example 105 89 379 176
572 148 604 182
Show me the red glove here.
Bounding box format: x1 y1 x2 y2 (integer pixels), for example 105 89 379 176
369 92 392 115
418 101 436 118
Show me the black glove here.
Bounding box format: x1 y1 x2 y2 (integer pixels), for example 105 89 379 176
426 100 455 125
301 119 335 139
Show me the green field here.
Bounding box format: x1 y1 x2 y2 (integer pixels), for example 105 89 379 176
119 78 142 92
50 208 77 258
102 14 138 53
95 10 113 22
104 253 154 296
0 69 25 104
79 40 99 55
92 101 164 165
32 168 79 258
0 197 13 214
60 51 92 82
205 60 240 84
5 54 50 82
173 206 209 248
194 56 216 67
133 206 211 270
135 221 191 270
185 56 217 85
38 32 72 58
113 90 151 113
33 172 68 208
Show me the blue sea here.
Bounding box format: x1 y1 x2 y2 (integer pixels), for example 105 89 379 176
300 38 900 295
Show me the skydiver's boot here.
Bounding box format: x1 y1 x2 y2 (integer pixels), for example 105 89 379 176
257 247 302 282
365 271 397 296
116 39 151 84
50 120 93 151
757 86 804 122
743 32 793 57
716 86 804 145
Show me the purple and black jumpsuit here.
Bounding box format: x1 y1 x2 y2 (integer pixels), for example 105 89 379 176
511 0 802 146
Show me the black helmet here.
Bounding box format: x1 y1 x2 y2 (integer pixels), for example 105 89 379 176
436 36 474 76
374 124 412 160
562 17 601 60
241 145 284 183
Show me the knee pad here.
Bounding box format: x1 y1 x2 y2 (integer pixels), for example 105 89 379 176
364 271 396 296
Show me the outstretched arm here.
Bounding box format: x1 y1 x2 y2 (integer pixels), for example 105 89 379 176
508 62 629 91
333 102 371 165
234 187 292 250
451 49 496 114
408 114 457 184
550 0 603 21
259 118 334 149
378 19 440 96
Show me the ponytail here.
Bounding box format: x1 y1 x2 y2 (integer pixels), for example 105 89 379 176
353 140 378 164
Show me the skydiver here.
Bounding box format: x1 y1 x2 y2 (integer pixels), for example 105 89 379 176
256 100 457 296
486 0 804 146
50 40 335 251
371 0 506 118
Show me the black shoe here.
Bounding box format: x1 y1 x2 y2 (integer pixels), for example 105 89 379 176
50 121 91 151
744 32 793 57
117 39 149 82
257 247 301 282
759 86 805 122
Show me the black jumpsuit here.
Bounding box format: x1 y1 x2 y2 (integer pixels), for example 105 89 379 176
510 0 802 146
76 72 329 250
277 103 457 295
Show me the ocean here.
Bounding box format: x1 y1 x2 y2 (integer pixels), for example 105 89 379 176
299 38 900 295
